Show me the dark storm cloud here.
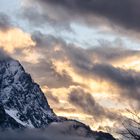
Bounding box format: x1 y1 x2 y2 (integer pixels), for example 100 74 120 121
69 87 121 121
0 13 12 31
25 0 140 32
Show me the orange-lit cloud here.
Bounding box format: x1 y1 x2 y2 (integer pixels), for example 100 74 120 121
1 27 140 134
0 28 35 53
0 27 45 64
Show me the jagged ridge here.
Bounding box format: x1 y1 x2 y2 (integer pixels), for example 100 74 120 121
0 58 59 128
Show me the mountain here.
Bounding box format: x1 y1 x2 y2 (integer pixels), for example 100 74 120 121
0 58 116 140
0 58 60 128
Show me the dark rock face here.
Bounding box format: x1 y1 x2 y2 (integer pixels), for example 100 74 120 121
0 58 116 140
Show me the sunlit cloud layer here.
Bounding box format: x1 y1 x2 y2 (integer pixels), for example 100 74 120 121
0 28 35 53
0 22 140 133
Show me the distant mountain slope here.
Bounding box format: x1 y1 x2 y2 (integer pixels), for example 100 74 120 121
0 58 116 140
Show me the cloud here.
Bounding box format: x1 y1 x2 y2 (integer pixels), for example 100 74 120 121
0 125 96 140
68 86 121 121
88 45 140 64
23 59 76 88
0 28 35 53
0 13 12 31
1 28 139 131
92 63 140 106
46 91 60 103
22 7 71 31
23 0 140 33
19 31 81 88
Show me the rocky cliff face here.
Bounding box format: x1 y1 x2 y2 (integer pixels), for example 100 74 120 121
0 58 116 140
0 102 23 129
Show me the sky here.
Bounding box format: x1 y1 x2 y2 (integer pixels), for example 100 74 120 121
0 0 140 137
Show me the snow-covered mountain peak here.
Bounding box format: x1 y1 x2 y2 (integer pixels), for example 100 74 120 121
0 58 58 128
